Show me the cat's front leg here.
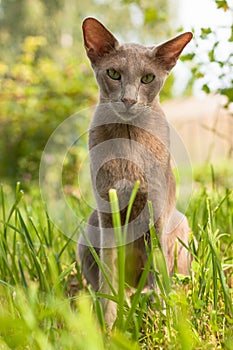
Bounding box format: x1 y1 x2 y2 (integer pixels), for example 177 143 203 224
99 244 118 327
98 212 119 327
164 208 191 275
77 210 100 291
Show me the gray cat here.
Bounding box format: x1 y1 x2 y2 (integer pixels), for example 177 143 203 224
78 17 193 327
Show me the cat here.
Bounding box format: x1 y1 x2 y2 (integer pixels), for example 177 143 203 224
77 17 193 327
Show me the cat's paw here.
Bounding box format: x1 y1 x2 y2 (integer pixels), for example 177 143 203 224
103 300 117 328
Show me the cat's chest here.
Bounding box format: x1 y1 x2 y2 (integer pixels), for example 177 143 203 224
89 123 169 199
89 123 136 146
89 123 168 166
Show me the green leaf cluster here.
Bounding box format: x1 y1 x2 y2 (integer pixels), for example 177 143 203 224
0 36 97 183
183 0 233 104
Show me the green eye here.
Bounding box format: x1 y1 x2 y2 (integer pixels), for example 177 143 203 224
141 73 155 84
107 68 121 80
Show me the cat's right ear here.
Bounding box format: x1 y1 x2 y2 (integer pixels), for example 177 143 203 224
82 18 119 63
153 32 193 72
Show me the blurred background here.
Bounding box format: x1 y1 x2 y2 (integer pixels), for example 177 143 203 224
0 0 232 189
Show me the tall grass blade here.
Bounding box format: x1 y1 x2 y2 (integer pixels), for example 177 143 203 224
0 184 6 225
123 180 140 232
148 201 171 296
81 230 117 296
123 252 152 330
206 196 233 315
88 286 106 331
109 181 140 329
109 188 125 328
17 209 34 251
18 259 28 288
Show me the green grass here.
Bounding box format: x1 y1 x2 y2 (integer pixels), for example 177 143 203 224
0 164 233 349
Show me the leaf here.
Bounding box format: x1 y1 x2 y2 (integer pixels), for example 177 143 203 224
215 0 229 11
202 84 211 94
200 27 212 39
208 41 219 62
208 50 215 62
180 53 195 62
144 8 158 23
229 25 233 42
195 72 205 79
220 87 233 102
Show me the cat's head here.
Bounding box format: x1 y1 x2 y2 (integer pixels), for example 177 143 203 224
82 17 192 119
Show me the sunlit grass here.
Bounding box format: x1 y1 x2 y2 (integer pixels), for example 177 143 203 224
0 164 233 349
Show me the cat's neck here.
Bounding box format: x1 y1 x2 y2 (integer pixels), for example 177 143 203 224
150 95 165 115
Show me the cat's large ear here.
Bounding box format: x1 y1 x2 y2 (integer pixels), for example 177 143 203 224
82 17 119 63
154 32 193 72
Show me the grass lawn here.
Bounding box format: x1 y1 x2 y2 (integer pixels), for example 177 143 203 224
0 163 233 349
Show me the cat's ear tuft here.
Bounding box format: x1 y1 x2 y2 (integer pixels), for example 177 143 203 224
154 32 193 72
82 17 119 63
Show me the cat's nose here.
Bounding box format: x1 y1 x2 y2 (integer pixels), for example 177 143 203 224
121 97 137 108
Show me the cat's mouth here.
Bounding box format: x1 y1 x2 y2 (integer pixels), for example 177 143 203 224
109 101 148 121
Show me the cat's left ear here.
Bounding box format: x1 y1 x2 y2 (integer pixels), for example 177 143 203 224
82 17 119 63
154 32 193 72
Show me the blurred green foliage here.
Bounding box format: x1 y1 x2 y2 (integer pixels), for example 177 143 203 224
182 0 233 105
0 0 172 62
0 0 175 185
0 35 174 184
1 0 232 185
0 36 97 182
